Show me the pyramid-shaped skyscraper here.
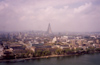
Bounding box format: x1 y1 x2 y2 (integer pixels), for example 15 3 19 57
47 23 52 34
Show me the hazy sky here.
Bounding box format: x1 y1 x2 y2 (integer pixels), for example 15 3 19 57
0 0 100 32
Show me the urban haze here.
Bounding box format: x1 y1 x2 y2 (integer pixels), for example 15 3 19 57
0 0 100 32
0 0 100 65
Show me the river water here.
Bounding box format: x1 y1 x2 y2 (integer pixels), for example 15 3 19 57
0 54 100 65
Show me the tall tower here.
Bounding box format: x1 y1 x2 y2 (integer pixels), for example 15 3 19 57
47 23 52 34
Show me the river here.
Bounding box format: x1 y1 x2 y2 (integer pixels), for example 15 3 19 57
0 53 100 65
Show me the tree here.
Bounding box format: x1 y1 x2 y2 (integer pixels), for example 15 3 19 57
55 49 62 55
42 50 51 56
34 50 42 57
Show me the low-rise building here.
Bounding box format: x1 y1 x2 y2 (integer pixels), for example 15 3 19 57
0 46 3 57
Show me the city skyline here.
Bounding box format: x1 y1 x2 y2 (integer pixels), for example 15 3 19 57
0 0 100 32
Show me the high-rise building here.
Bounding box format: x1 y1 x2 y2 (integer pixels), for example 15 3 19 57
47 23 52 34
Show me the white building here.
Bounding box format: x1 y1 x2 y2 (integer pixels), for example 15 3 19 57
52 37 57 43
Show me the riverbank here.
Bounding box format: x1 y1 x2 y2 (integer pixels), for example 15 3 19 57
0 54 80 63
0 51 100 63
1 53 100 65
0 53 92 63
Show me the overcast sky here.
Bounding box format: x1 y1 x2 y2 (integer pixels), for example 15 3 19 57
0 0 100 32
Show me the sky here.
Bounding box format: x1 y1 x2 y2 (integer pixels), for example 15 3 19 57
0 0 100 32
